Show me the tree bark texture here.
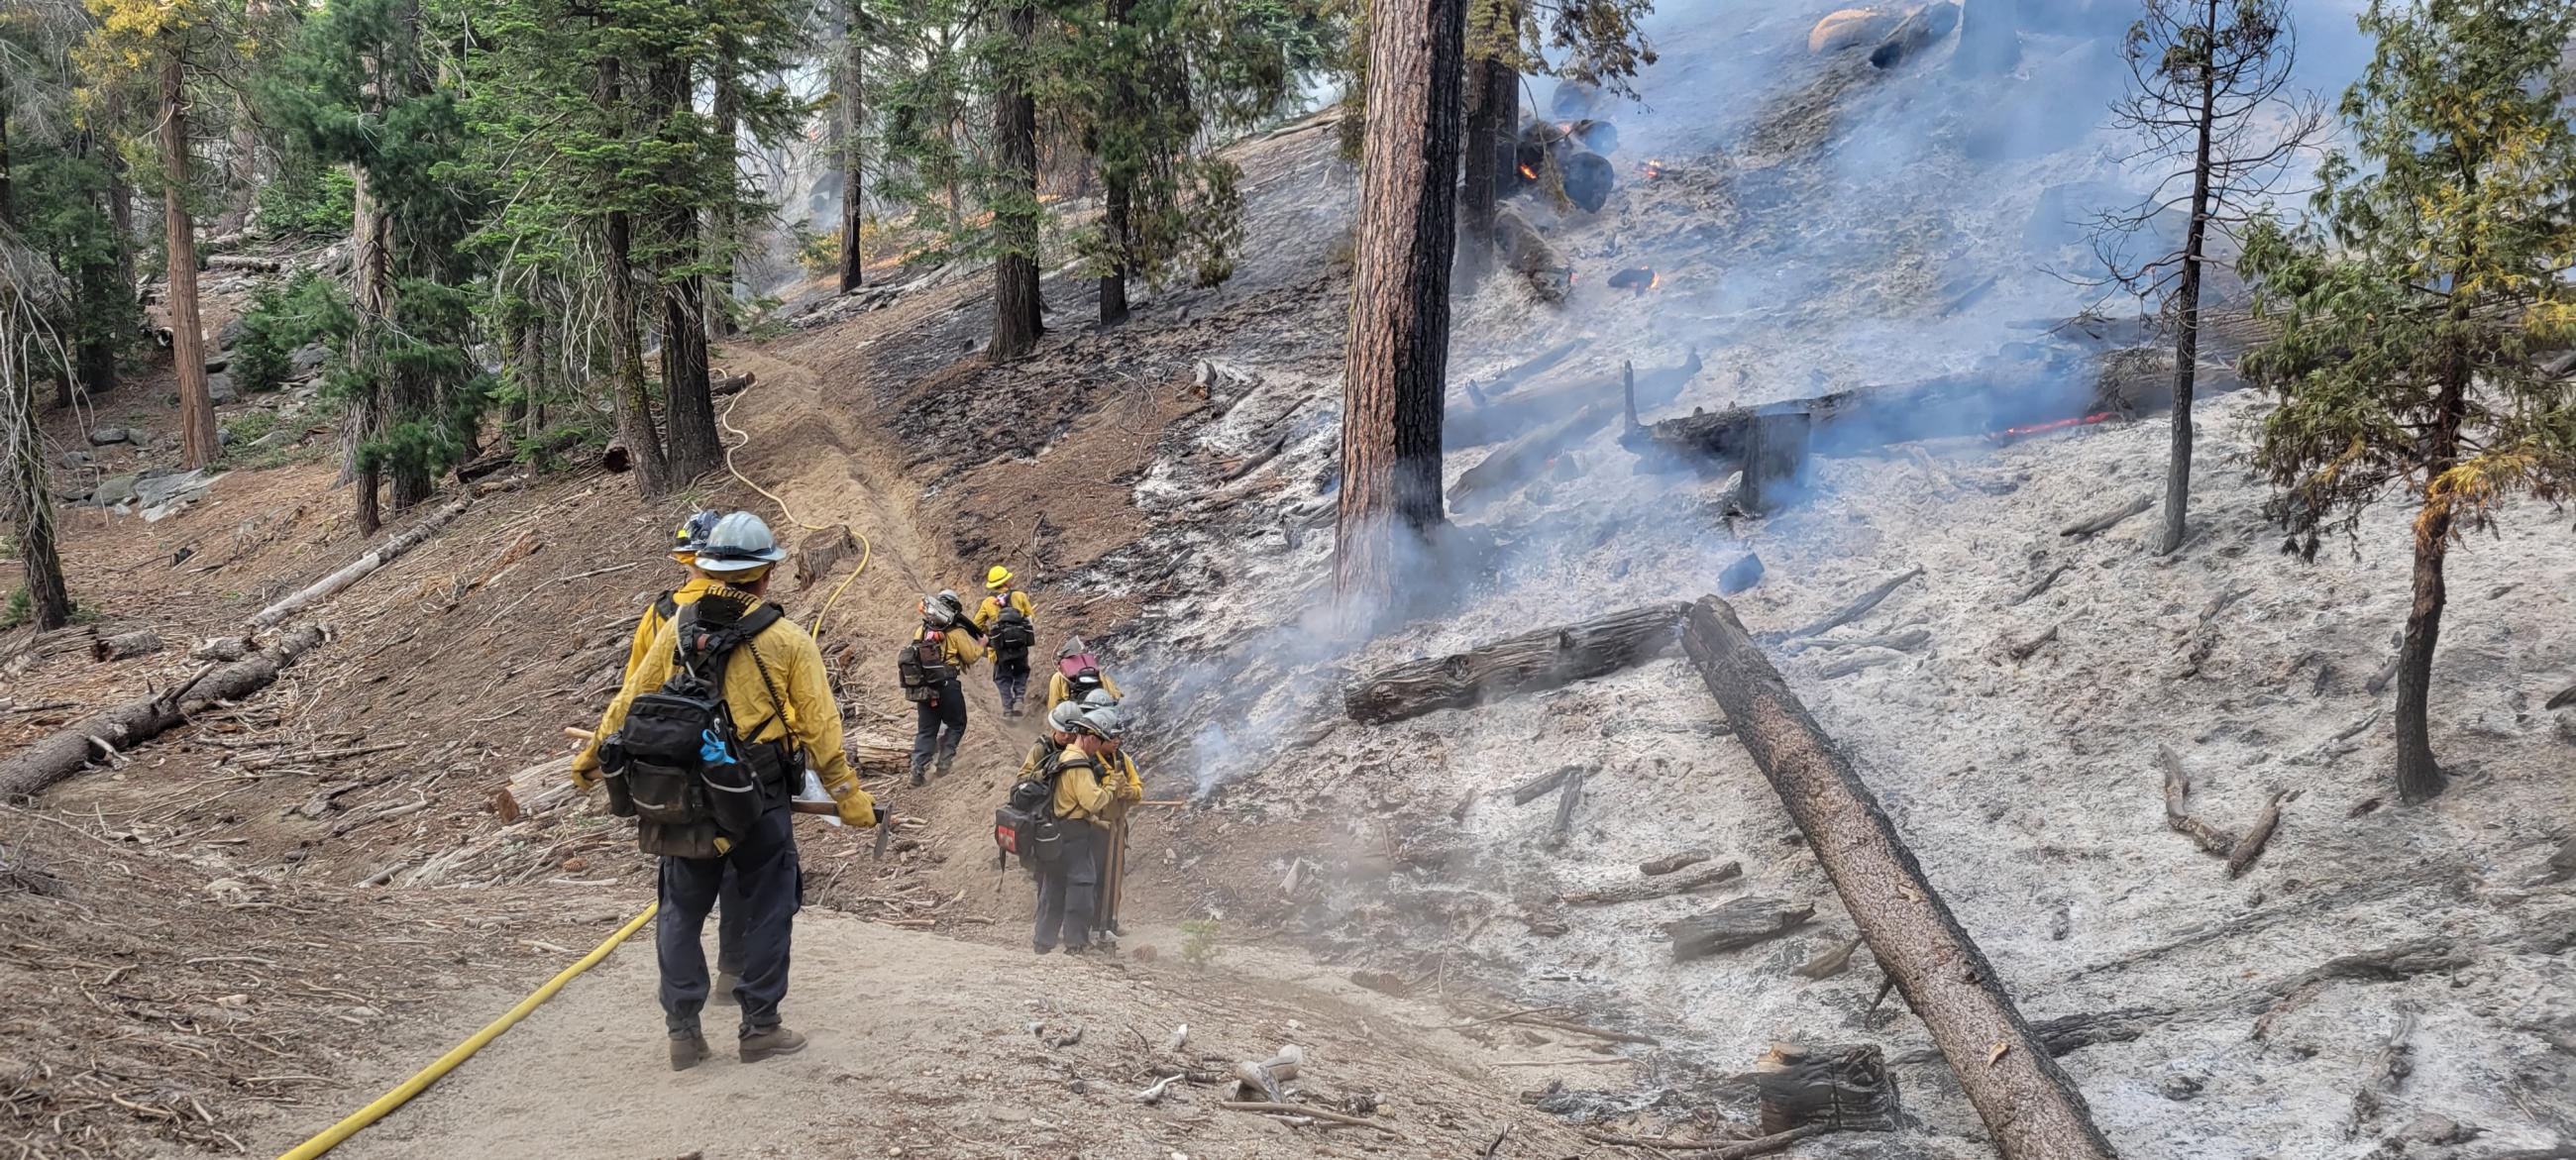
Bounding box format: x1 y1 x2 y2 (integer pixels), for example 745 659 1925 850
2159 0 2219 558
1333 0 1466 604
1679 595 2120 1160
0 625 330 801
160 53 219 471
2396 354 2465 803
652 55 720 482
1342 601 1683 723
1098 0 1134 326
990 5 1043 360
1458 53 1511 281
598 56 670 497
346 158 390 534
6 352 70 630
837 1 866 294
1756 1044 1900 1134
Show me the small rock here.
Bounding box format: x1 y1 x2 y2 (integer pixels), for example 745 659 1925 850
91 475 140 506
217 315 247 348
85 426 129 446
204 355 230 374
58 450 91 470
2160 1074 2202 1102
206 372 238 404
290 343 330 375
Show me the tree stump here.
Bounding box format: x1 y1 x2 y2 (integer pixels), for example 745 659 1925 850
1756 1043 1900 1134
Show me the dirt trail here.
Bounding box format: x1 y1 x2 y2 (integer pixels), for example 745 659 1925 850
296 913 1605 1159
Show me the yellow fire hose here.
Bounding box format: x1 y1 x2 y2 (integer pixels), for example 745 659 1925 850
274 902 659 1159
279 377 877 1158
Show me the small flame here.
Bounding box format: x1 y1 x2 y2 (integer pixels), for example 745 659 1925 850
1650 269 1663 290
1606 266 1660 295
1518 162 1540 181
1640 158 1667 180
1992 411 2114 441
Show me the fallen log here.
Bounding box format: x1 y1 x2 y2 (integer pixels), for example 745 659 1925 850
1561 860 1743 905
92 630 164 662
1756 1043 1897 1133
2062 495 2153 539
711 370 756 396
1510 765 1583 805
2253 939 2467 1039
1448 398 1618 515
250 498 470 629
1891 1006 2175 1064
1641 850 1712 877
1549 767 1586 845
1793 936 1865 980
2227 791 2287 879
1679 595 2119 1160
1449 348 1700 450
1761 568 1923 645
1668 896 1814 960
0 625 331 800
1342 602 1686 724
1779 628 1930 658
2008 564 2072 607
205 254 284 272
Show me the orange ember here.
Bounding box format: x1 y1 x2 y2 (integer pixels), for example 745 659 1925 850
1993 411 2114 440
1640 158 1667 180
1518 162 1540 180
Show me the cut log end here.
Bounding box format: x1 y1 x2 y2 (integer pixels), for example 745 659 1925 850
1757 1043 1898 1134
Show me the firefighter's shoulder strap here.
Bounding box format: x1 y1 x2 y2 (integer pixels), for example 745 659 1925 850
673 603 791 736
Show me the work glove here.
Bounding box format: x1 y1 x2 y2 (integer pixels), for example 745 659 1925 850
569 755 600 791
834 788 880 828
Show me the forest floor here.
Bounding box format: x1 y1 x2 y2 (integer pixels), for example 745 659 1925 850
6 5 2576 1159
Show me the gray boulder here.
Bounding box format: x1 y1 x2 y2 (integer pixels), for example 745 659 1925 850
217 315 247 349
290 344 330 375
85 426 130 447
92 475 140 506
135 468 214 512
206 372 238 404
58 450 92 470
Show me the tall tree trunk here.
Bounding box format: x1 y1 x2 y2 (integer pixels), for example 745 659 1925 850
2158 0 2219 559
2395 347 2468 804
599 55 671 496
1097 0 1133 327
1457 52 1508 282
706 34 741 340
347 160 388 534
161 53 219 471
1333 0 1466 608
990 4 1042 360
650 55 720 481
68 127 118 400
5 367 69 631
215 90 257 237
837 3 866 294
105 94 136 297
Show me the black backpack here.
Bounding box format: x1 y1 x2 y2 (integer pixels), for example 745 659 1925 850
994 751 1095 870
604 603 789 846
898 632 959 701
1062 665 1105 701
991 607 1036 654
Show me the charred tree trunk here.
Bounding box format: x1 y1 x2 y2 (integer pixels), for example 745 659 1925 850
1680 595 2119 1160
69 127 119 399
2395 349 2467 803
1334 0 1466 608
836 2 866 294
160 54 218 471
991 5 1043 360
652 55 720 482
2158 0 2219 558
1756 1044 1900 1134
1457 50 1510 281
598 55 670 496
1097 0 1134 326
1343 602 1684 722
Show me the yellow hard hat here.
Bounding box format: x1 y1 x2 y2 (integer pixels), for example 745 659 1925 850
986 565 1013 588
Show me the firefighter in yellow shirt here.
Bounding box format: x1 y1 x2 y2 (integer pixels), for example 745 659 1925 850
1046 635 1123 709
902 590 987 786
1031 707 1122 954
1083 694 1145 942
588 512 878 1071
977 566 1038 716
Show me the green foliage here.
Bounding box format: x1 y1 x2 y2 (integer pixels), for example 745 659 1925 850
1178 916 1222 967
2240 0 2576 552
231 270 349 393
0 587 93 630
253 161 357 241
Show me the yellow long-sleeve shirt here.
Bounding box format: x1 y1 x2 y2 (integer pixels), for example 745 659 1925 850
575 576 716 776
589 591 873 821
973 588 1035 633
1049 743 1116 824
1045 668 1122 710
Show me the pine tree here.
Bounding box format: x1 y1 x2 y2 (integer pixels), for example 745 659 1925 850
1334 0 1463 611
836 0 867 293
2240 0 2576 804
990 2 1043 359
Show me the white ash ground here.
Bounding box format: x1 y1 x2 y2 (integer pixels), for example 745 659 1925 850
1080 46 2576 1160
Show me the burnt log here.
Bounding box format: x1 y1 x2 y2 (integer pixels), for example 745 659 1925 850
1668 896 1814 960
710 370 756 396
1342 602 1685 724
1450 348 1699 450
0 626 331 800
1679 594 2119 1160
92 630 164 662
1562 860 1743 905
1641 850 1711 876
1509 764 1584 805
1757 1043 1899 1133
1738 410 1812 513
1448 397 1618 515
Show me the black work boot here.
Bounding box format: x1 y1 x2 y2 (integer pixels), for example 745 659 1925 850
669 1029 711 1072
739 1025 808 1064
909 756 928 789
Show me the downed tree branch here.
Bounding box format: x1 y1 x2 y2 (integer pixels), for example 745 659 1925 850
1759 568 1925 645
1549 767 1586 845
2227 791 2289 879
1680 595 2119 1160
2159 747 2238 856
2061 495 2153 539
250 498 471 629
1681 1124 1832 1160
1641 850 1712 876
1793 936 1865 980
1448 398 1618 515
2003 623 2061 662
1342 603 1686 724
1669 896 1814 960
1217 1102 1405 1138
1779 629 1930 658
2008 564 2072 607
1561 861 1744 905
0 626 331 800
1510 765 1582 805
1891 1006 2176 1064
